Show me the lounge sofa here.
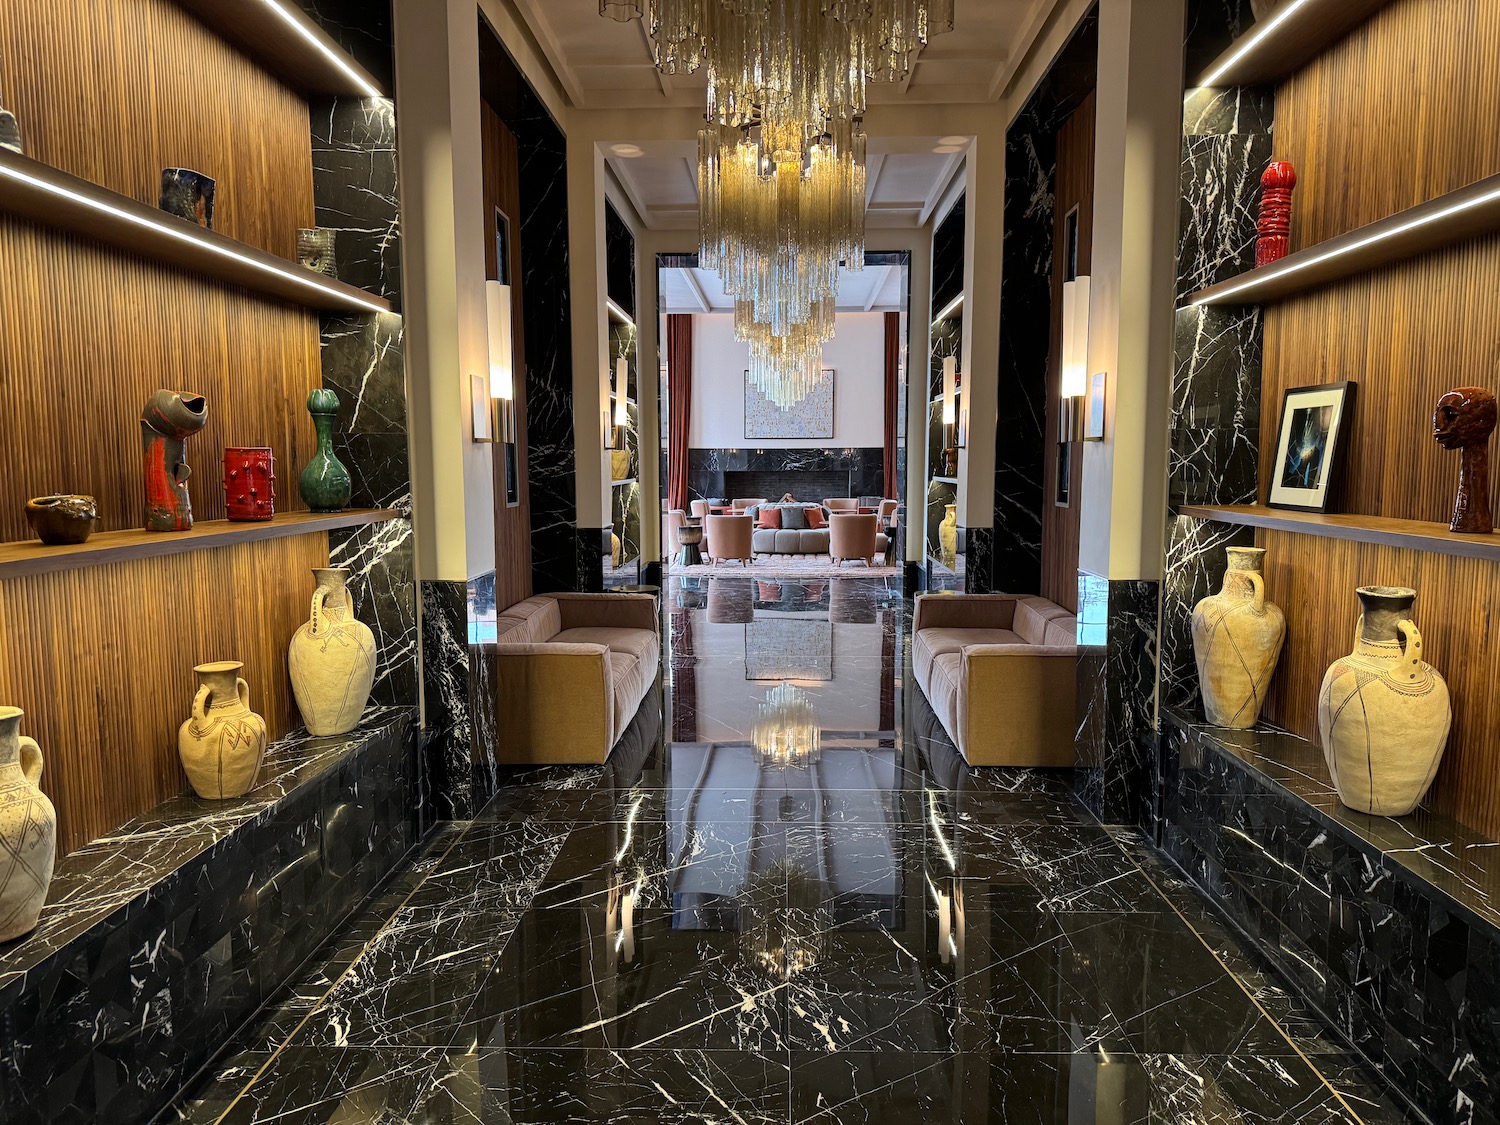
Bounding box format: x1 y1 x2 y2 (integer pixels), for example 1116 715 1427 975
912 593 1077 766
494 592 660 764
746 502 890 558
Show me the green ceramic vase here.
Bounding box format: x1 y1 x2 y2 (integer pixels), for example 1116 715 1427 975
298 389 352 513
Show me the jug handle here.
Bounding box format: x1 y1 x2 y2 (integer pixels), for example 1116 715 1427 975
19 736 42 786
237 678 251 708
191 684 213 722
1388 620 1425 686
1244 570 1267 614
309 586 331 637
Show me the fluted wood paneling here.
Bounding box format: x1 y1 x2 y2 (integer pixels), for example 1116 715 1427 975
0 0 314 256
1260 235 1500 524
0 219 322 539
1041 92 1094 612
1257 528 1500 839
0 534 329 855
1274 0 1500 248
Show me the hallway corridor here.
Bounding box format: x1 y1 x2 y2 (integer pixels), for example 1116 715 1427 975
167 578 1410 1124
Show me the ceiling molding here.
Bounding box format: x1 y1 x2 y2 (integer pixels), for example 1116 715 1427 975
920 150 968 227
511 0 588 108
680 269 712 312
993 0 1073 105
864 265 894 310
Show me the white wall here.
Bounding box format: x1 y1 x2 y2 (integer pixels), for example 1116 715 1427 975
688 312 888 449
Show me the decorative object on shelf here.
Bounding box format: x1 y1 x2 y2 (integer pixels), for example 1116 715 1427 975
0 707 55 942
288 568 376 737
1250 0 1283 20
1268 381 1355 513
178 661 266 800
1255 161 1297 267
1432 385 1496 534
0 58 22 155
141 390 209 532
1318 586 1451 816
611 448 631 481
223 447 275 522
298 389 351 513
938 503 958 571
1190 546 1285 728
25 495 97 545
159 168 216 228
296 227 338 277
611 531 622 569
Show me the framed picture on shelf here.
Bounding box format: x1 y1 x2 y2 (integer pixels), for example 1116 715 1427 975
1268 381 1357 513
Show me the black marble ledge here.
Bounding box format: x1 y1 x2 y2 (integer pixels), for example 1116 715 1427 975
0 707 414 1000
1163 707 1500 939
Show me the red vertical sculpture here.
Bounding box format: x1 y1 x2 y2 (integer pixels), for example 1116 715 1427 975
141 390 209 531
1256 160 1297 268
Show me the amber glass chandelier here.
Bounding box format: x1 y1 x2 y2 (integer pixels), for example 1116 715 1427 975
601 0 953 407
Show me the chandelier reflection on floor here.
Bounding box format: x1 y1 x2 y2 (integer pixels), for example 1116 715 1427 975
600 0 954 409
752 683 821 766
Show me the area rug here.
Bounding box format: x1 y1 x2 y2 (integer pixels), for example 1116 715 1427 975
669 554 899 579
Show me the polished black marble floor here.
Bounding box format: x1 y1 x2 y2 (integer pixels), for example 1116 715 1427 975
163 577 1413 1123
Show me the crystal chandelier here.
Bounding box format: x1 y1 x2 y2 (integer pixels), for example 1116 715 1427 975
602 0 953 409
752 683 821 766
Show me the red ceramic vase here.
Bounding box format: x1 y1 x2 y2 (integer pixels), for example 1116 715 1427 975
224 447 276 522
1256 160 1297 268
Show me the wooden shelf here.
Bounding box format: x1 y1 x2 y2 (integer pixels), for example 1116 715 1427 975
174 0 385 98
1186 172 1500 307
930 476 958 486
0 150 392 314
1191 0 1392 88
1179 504 1500 563
0 510 399 580
611 478 637 487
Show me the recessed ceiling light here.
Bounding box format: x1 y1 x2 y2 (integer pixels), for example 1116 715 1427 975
938 136 968 146
933 145 964 154
610 144 644 158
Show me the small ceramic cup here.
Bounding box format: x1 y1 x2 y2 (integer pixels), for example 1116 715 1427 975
160 168 216 228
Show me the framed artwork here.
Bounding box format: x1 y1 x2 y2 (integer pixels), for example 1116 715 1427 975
1268 381 1357 512
745 368 834 439
744 619 834 680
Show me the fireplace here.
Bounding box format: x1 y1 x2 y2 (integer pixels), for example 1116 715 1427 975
687 448 886 504
723 470 853 503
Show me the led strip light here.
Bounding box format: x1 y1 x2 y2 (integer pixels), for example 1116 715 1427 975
606 298 635 325
256 0 384 98
0 160 390 314
932 292 964 324
1197 0 1314 87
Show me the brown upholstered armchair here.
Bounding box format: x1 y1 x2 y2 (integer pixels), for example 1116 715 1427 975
706 513 753 566
829 513 878 566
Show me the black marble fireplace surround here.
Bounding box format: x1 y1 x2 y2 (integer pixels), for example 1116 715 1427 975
687 447 886 505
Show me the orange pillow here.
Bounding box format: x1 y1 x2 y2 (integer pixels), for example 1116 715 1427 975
757 507 782 529
805 506 826 529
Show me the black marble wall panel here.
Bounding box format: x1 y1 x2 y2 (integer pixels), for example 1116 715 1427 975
297 0 395 95
577 528 607 593
1076 574 1161 827
962 525 995 593
1160 711 1500 1125
931 194 965 319
311 97 402 306
687 448 885 502
605 199 635 320
994 11 1097 601
0 711 416 1125
419 579 480 821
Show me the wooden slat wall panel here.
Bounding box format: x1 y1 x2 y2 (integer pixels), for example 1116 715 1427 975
0 0 314 256
1041 92 1095 612
482 103 534 612
1274 0 1500 248
1257 528 1500 839
0 534 330 855
0 219 322 540
1259 235 1500 524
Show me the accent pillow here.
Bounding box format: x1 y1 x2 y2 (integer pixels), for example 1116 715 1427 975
757 507 782 530
780 504 808 530
805 506 827 529
743 504 760 521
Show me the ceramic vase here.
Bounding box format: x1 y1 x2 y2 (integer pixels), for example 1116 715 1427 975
1190 546 1286 728
0 708 55 942
296 227 338 277
298 389 352 513
288 568 376 736
25 495 97 545
178 662 266 800
141 389 209 531
159 168 216 228
1318 587 1451 816
938 503 958 570
0 92 21 155
611 448 631 481
224 447 276 522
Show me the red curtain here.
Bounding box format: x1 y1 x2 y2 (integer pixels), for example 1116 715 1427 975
883 311 901 499
667 314 694 513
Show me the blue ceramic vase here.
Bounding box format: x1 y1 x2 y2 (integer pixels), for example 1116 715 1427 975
298 389 351 513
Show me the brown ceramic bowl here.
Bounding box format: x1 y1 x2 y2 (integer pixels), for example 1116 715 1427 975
26 494 99 545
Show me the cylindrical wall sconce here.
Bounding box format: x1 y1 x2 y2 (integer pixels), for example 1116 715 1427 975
1059 276 1091 443
486 280 515 442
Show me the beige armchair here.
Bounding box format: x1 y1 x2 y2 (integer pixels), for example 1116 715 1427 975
666 509 686 558
829 513 878 566
706 513 753 566
879 499 898 527
690 499 713 554
824 497 857 512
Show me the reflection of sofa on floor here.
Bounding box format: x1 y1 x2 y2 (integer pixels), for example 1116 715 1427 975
912 593 1077 766
494 593 660 764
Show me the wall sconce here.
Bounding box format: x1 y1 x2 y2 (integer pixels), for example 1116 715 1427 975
940 355 960 475
610 357 629 450
486 280 515 442
1059 276 1091 443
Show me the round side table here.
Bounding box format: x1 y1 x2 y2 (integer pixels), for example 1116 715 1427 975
678 524 705 566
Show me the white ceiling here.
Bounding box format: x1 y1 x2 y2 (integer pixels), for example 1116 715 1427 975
660 264 908 314
510 0 1049 231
